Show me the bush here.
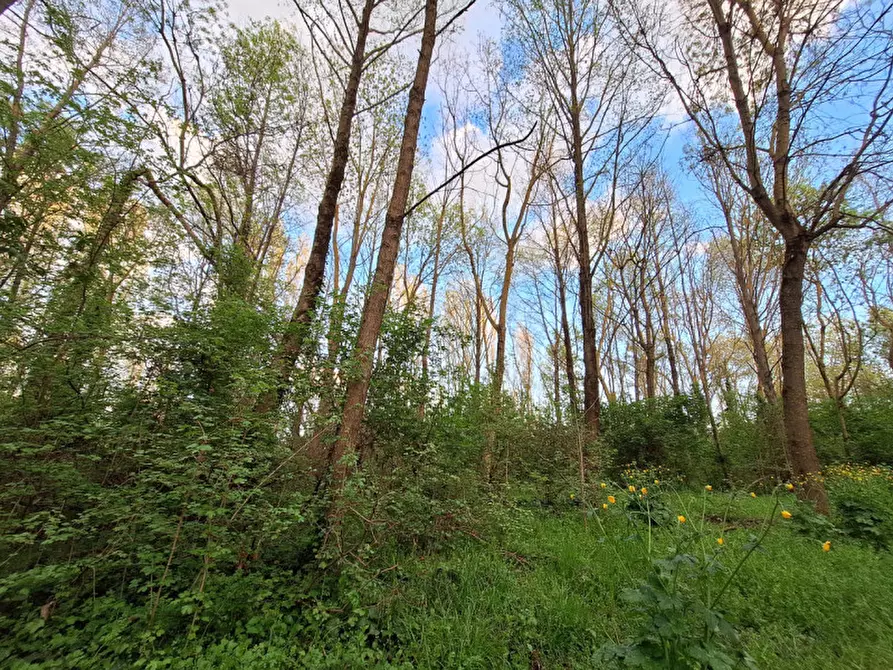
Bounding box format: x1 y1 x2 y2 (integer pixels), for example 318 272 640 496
825 463 893 549
811 391 893 465
719 394 787 485
601 394 721 483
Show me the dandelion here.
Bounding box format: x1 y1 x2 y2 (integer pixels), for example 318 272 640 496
717 537 724 546
750 492 757 498
786 483 795 491
641 487 648 496
822 540 831 552
628 485 636 493
600 482 607 489
608 496 616 504
781 510 792 519
678 515 686 524
602 503 608 510
705 485 713 491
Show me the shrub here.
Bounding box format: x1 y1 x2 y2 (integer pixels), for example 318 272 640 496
811 392 893 465
601 394 721 483
825 463 893 549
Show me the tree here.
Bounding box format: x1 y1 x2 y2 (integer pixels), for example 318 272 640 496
330 0 445 488
624 0 893 512
540 183 581 413
698 158 780 404
443 43 548 402
805 243 865 449
503 0 660 437
265 0 380 408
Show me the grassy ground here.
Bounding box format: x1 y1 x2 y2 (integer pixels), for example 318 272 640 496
6 485 892 668
371 490 893 669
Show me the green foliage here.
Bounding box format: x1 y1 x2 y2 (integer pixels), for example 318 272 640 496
824 464 893 550
2 2 893 668
0 288 314 667
602 395 720 483
718 394 787 485
835 500 887 549
366 487 893 669
598 553 756 670
811 392 893 464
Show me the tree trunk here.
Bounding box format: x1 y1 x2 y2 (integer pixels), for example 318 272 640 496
492 241 515 400
420 199 447 387
552 229 579 414
780 235 829 513
744 301 777 403
887 334 893 373
835 397 850 451
728 232 777 403
655 270 681 395
552 337 562 423
474 293 483 385
331 0 439 483
571 112 600 436
259 0 376 412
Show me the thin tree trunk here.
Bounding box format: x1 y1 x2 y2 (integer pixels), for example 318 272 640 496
654 267 681 395
639 264 657 398
570 111 600 435
420 199 447 385
260 0 376 412
474 292 483 385
728 231 777 403
331 0 439 484
492 241 515 400
552 338 562 424
551 225 579 414
805 283 853 458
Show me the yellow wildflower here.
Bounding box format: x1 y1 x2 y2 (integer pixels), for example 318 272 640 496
750 492 757 498
822 540 831 552
705 485 713 491
786 483 795 491
602 503 608 510
654 479 660 485
608 496 616 504
677 515 686 524
600 482 607 489
569 493 575 500
628 485 636 493
781 510 792 519
717 537 724 546
641 487 648 496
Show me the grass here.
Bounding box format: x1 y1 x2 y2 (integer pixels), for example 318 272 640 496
6 483 892 668
370 489 893 669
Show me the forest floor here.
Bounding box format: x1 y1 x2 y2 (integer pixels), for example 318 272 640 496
8 490 893 668
366 491 893 669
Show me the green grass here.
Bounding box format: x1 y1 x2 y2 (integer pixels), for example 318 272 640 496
371 492 893 669
6 488 892 668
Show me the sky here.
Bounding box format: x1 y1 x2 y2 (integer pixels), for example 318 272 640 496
219 0 705 202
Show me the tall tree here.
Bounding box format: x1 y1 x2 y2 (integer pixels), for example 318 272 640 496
625 0 893 512
503 0 659 436
444 46 548 401
331 0 444 484
267 0 428 409
267 0 378 407
699 158 780 404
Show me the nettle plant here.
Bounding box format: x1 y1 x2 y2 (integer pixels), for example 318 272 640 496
593 482 787 669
